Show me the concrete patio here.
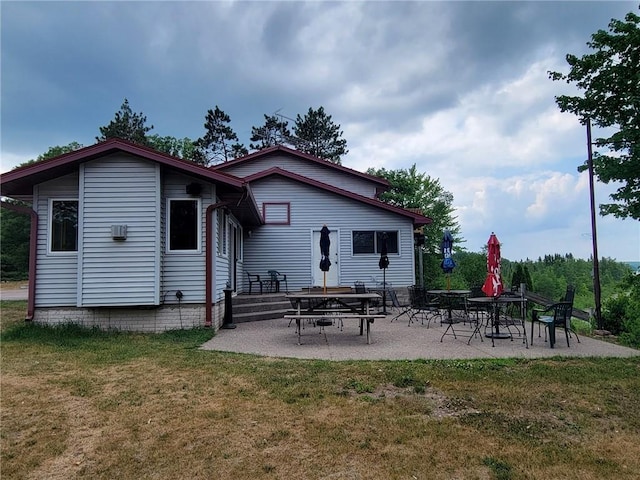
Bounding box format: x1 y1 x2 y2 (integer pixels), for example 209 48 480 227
200 313 639 361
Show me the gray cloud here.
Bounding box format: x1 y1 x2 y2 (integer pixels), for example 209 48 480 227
2 1 638 260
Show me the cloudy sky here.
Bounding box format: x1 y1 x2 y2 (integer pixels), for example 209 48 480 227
2 1 638 262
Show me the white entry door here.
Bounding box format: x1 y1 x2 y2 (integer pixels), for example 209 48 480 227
312 229 339 287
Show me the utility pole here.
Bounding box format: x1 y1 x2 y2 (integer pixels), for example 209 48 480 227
586 118 603 330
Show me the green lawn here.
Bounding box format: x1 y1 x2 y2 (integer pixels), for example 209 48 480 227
2 300 639 480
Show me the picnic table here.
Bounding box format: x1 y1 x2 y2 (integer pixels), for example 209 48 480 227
285 292 384 344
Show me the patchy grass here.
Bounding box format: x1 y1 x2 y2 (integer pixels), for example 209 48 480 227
0 280 28 290
1 300 639 479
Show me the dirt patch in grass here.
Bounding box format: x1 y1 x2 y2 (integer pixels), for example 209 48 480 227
346 383 480 419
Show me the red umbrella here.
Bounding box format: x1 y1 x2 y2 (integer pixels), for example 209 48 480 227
481 232 504 297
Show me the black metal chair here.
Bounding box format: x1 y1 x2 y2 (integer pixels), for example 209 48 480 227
440 292 483 344
389 289 412 322
354 281 380 310
407 286 441 327
354 281 367 294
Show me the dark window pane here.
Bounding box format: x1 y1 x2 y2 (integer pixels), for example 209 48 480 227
353 231 374 254
376 231 398 254
170 200 198 251
51 200 78 252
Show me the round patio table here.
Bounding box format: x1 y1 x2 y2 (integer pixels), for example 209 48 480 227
467 296 525 339
427 290 471 324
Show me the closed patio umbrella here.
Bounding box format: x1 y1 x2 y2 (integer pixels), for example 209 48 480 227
481 232 503 297
319 225 331 294
378 232 389 314
440 229 456 291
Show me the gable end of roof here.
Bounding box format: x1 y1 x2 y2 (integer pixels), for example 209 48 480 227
212 145 390 188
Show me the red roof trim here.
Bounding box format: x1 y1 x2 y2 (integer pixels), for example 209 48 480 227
245 167 432 226
1 138 244 189
212 145 390 188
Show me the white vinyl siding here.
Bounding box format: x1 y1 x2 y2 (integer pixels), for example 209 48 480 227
78 155 160 307
220 153 380 198
161 174 215 304
243 176 415 291
34 174 80 306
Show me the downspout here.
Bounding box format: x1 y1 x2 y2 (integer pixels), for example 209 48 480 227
0 201 37 320
205 201 231 328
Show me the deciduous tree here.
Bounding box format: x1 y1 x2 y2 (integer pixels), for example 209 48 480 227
368 164 462 287
368 164 461 255
16 142 84 168
549 10 640 219
147 135 197 159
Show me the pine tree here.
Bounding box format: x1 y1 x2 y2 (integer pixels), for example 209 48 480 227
97 98 153 145
293 107 348 164
249 114 292 151
193 106 246 165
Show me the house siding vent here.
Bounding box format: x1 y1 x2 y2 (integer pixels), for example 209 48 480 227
111 224 128 240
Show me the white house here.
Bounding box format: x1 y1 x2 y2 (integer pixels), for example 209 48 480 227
0 139 431 331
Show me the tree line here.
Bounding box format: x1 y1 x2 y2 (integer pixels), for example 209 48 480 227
96 99 348 166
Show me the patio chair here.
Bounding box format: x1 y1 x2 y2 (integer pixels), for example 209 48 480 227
531 300 577 348
354 281 367 294
407 286 441 327
466 286 488 322
500 294 529 348
354 281 380 310
531 285 579 347
267 270 288 293
246 272 263 294
389 289 412 322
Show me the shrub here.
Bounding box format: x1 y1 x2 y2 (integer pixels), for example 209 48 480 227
601 273 640 348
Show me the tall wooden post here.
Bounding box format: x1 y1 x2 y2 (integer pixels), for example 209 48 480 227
586 118 603 330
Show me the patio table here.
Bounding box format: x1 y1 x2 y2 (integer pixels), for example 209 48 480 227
285 292 384 345
427 289 471 324
467 296 528 347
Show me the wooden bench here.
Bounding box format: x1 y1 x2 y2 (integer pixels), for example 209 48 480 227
284 314 386 344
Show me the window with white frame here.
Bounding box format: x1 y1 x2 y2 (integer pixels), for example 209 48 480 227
167 198 201 252
49 199 78 253
352 230 399 254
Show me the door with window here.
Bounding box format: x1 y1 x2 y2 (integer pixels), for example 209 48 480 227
312 229 339 287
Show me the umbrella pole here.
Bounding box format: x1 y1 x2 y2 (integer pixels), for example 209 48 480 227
323 272 326 295
446 274 451 291
382 268 387 314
